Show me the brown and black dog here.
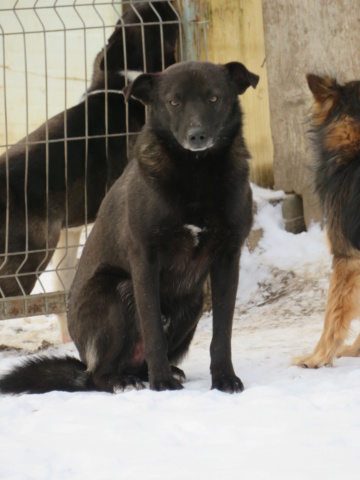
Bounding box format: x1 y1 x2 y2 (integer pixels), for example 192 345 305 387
295 74 360 368
0 60 259 395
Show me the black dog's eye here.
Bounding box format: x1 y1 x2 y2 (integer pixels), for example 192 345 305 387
209 95 218 103
169 100 180 107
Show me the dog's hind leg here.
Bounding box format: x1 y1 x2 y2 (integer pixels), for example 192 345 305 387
69 275 146 393
294 257 360 368
338 333 360 357
52 227 83 342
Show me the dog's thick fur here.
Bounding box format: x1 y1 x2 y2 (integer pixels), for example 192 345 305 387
0 60 259 395
0 2 178 299
294 74 360 368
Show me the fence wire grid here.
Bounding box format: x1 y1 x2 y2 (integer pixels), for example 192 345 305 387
0 0 208 320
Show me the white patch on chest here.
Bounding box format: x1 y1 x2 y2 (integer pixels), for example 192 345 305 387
183 224 203 247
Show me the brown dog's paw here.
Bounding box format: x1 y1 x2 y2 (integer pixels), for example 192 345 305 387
337 344 360 358
292 354 333 369
211 374 244 394
150 376 184 392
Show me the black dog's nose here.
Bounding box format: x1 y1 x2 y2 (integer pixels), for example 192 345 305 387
187 127 207 151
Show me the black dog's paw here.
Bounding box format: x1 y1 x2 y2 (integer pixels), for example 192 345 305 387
113 375 146 393
170 366 186 383
211 374 244 394
150 375 184 392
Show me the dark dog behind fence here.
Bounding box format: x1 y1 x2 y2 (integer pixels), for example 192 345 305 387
0 1 207 320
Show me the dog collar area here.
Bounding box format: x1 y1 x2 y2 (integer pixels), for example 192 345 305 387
84 90 125 98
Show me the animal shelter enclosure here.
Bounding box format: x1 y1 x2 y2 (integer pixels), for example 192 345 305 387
3 0 353 321
0 0 208 319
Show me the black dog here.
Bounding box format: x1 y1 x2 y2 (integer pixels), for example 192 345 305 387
0 60 259 395
0 1 179 299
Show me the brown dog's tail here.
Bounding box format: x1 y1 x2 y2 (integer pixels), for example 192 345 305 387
0 355 95 395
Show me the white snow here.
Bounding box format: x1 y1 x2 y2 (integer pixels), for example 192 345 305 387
1 185 360 480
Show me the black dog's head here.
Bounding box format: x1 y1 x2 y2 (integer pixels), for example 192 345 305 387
123 61 259 152
100 2 179 73
89 2 179 91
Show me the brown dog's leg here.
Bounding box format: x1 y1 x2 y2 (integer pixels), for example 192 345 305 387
338 333 360 357
294 257 360 368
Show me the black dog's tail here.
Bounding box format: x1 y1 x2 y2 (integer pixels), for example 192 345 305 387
0 355 95 395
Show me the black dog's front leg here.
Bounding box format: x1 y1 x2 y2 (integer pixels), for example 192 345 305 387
131 256 183 391
210 248 244 394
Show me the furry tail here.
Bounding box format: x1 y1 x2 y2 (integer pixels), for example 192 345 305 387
0 355 95 395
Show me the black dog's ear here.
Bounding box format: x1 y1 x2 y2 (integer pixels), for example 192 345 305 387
123 73 157 104
306 74 338 104
225 62 260 94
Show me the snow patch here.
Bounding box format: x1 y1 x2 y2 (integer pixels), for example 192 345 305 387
1 187 360 480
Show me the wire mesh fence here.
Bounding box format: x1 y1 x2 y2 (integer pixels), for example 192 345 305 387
0 0 208 320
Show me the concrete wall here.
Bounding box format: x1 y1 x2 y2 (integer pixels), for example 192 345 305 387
262 0 360 226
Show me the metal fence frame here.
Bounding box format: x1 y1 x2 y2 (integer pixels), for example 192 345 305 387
0 0 208 320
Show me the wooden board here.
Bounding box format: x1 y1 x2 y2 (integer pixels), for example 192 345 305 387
187 0 274 187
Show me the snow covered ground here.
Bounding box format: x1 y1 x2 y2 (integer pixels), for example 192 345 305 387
1 185 360 480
